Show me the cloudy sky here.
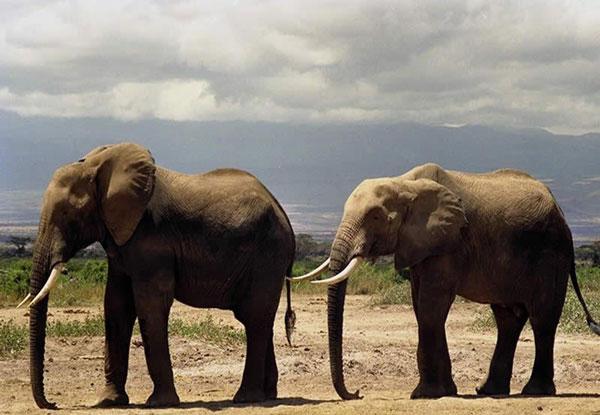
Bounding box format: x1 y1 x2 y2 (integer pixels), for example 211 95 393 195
1 0 599 134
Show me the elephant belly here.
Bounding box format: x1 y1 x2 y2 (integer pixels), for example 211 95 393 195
456 268 531 305
173 268 242 310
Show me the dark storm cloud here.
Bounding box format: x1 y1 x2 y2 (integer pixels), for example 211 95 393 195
0 0 599 132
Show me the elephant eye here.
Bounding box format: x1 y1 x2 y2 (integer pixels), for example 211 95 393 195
369 206 385 221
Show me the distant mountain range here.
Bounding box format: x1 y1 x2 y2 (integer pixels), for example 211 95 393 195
1 110 599 243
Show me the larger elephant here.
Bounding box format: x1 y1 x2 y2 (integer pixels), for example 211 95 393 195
19 143 296 409
293 163 599 399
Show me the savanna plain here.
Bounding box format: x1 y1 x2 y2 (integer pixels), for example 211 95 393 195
1 256 599 414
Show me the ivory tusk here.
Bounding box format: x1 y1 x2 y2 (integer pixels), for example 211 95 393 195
28 266 62 308
286 258 331 281
311 257 363 285
16 293 32 309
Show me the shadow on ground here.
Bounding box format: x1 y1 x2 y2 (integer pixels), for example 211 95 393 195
457 393 600 400
72 397 336 411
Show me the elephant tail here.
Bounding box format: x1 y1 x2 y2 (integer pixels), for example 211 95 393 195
285 263 297 347
570 261 600 336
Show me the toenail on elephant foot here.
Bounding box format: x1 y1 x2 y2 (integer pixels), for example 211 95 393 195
476 380 510 396
93 385 129 407
522 379 556 396
233 388 267 403
411 380 457 399
144 389 180 408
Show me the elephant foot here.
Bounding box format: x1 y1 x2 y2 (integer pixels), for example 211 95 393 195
265 385 277 401
264 375 278 400
94 384 129 407
410 380 457 399
233 387 266 404
476 379 510 396
521 378 556 396
144 388 180 408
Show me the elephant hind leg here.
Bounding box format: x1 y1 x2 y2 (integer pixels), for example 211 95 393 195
522 264 568 396
522 319 559 396
232 312 275 403
233 287 281 403
264 333 278 400
477 304 528 396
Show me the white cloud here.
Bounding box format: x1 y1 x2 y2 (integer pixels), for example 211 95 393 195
1 0 599 133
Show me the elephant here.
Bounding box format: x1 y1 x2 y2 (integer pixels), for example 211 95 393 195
292 163 599 400
17 142 296 409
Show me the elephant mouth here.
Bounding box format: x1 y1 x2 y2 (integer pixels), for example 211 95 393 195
363 241 384 262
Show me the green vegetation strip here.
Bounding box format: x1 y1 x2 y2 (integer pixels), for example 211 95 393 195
1 257 598 358
0 258 107 306
0 315 244 358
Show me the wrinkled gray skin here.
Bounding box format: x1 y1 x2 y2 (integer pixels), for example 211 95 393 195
28 143 295 409
327 163 599 400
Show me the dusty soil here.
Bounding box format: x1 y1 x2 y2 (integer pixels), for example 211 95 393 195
1 296 599 414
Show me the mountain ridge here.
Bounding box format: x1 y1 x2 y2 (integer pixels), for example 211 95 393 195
1 110 599 242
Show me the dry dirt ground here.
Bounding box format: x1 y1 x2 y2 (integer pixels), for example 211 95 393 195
1 295 599 414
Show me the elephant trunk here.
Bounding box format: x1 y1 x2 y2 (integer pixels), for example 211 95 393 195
29 222 58 409
327 220 361 400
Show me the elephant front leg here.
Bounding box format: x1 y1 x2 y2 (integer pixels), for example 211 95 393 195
95 268 136 407
410 274 458 399
132 278 180 407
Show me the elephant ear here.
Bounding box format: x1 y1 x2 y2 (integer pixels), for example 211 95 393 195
395 179 467 268
84 143 156 246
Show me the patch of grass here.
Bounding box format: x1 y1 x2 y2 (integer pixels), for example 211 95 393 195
44 314 245 345
48 282 105 307
0 319 27 358
471 310 496 332
374 281 412 305
47 315 105 337
472 266 600 335
168 315 245 346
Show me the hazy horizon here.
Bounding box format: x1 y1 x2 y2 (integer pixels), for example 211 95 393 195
1 115 600 244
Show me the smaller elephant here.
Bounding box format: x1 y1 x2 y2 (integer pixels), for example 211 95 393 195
293 163 599 400
18 143 296 409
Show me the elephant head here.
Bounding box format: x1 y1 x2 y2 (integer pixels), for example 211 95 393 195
19 143 155 409
292 177 467 400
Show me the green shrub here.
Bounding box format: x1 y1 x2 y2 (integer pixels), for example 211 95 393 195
291 258 412 304
0 258 108 306
0 258 31 298
66 259 108 284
